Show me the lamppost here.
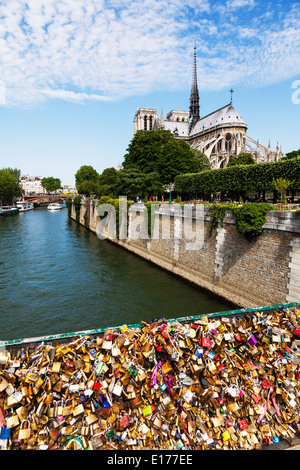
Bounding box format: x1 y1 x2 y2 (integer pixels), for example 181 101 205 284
169 183 172 204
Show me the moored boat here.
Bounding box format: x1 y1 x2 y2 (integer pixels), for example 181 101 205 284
16 200 34 212
0 206 19 217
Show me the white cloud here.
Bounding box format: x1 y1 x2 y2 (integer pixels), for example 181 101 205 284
0 0 299 107
226 0 256 10
39 88 112 102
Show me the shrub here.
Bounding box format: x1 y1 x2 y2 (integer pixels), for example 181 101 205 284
208 202 275 240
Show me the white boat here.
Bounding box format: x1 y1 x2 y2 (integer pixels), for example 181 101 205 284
47 203 62 211
16 200 34 212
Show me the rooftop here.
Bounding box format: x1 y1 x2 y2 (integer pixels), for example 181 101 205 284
191 103 247 136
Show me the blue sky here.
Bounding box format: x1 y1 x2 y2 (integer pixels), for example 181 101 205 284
0 0 299 186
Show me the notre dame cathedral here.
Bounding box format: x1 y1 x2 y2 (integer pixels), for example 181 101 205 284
133 46 284 169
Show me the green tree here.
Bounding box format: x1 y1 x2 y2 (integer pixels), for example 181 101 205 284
112 167 163 199
76 180 100 197
227 153 255 167
41 177 62 193
284 149 300 160
75 165 99 187
190 148 211 171
0 168 23 205
98 167 118 186
123 130 203 184
273 177 292 203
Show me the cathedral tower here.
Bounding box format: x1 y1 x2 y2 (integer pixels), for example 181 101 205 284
189 44 200 129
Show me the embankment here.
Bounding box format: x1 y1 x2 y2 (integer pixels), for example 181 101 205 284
70 200 300 308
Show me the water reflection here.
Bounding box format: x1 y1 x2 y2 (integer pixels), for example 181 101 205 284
0 208 231 340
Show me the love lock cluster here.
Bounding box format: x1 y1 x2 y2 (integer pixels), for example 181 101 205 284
1 307 300 450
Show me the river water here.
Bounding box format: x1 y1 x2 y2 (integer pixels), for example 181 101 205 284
0 207 231 341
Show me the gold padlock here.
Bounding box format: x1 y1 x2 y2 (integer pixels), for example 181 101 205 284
18 420 31 440
73 403 84 417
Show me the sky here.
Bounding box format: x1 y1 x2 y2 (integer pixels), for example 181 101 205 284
0 0 299 186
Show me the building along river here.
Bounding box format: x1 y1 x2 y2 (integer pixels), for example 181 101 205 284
0 206 231 341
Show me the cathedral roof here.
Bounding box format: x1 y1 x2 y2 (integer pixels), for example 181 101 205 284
163 102 247 138
163 120 189 137
190 103 247 136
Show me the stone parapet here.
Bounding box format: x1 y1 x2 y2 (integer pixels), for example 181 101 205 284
71 200 300 309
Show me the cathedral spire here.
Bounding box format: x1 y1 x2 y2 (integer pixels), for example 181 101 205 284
189 42 200 129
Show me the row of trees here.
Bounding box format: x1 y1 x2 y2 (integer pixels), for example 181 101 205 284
75 130 211 199
75 141 300 202
174 156 300 201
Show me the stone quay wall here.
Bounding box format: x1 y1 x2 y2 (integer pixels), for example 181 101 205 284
70 200 300 309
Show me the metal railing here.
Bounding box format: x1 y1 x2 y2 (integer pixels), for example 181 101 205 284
1 302 299 351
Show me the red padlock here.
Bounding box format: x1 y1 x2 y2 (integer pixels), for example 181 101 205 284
238 419 248 430
93 382 101 390
226 416 234 427
260 379 271 389
119 414 129 430
252 394 261 403
201 337 211 348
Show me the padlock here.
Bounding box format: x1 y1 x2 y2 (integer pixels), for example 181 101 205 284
18 419 31 440
143 404 155 417
201 336 211 348
94 360 105 375
238 419 248 430
112 381 123 397
222 430 230 441
86 413 98 426
128 365 138 377
91 435 103 449
119 414 129 430
52 362 61 373
0 377 9 392
63 399 74 416
161 362 172 375
6 413 19 429
111 345 121 357
120 325 128 334
73 403 84 417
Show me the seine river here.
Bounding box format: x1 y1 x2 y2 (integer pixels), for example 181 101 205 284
0 207 231 341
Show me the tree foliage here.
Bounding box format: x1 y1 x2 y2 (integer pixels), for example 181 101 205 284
283 149 300 160
123 130 205 184
175 157 300 195
112 167 163 199
227 153 256 167
0 167 23 204
273 177 292 200
190 148 211 171
75 165 99 187
98 167 118 186
208 202 274 240
41 177 62 193
234 203 274 239
76 180 100 197
75 166 119 197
